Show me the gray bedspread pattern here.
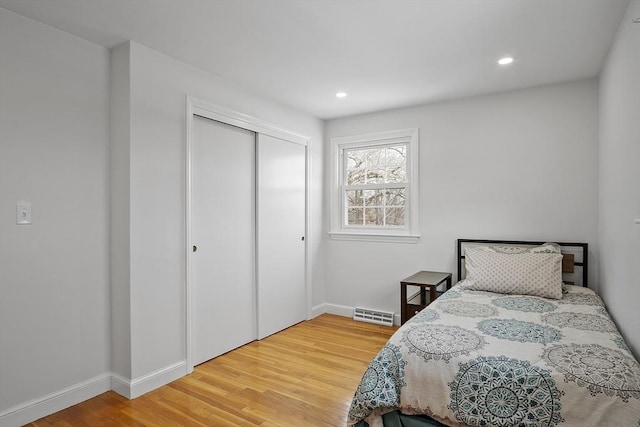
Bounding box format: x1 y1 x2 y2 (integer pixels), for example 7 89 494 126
348 282 640 427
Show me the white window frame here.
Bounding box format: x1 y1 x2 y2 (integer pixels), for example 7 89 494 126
329 128 420 243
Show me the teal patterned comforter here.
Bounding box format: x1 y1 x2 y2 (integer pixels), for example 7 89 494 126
348 282 640 427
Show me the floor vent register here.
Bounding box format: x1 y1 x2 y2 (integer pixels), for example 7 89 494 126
353 307 394 327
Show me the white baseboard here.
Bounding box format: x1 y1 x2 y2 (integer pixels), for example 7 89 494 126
111 360 187 399
130 360 187 398
323 303 355 318
0 373 111 427
310 302 327 318
313 303 401 326
0 361 188 426
110 372 132 399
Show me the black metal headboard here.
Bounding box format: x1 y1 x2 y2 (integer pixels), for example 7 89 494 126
457 239 589 287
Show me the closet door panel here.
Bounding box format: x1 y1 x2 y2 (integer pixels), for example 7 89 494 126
191 116 256 365
257 134 306 339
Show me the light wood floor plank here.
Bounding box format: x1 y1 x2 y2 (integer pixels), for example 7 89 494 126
26 314 396 426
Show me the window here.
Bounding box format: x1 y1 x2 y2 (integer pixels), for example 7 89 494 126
344 145 407 226
330 128 420 243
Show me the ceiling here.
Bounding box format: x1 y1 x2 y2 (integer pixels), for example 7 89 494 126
0 0 629 119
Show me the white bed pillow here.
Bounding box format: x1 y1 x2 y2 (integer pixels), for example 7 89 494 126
529 243 562 254
464 245 563 299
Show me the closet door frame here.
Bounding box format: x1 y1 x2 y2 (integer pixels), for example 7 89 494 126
185 95 310 373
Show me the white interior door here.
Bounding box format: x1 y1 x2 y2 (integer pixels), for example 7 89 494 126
191 115 256 365
257 134 306 339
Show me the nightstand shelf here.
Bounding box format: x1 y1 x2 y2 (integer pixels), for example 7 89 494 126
400 271 452 324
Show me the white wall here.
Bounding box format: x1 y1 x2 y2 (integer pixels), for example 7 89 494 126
113 42 324 387
598 0 640 359
0 8 111 423
110 43 132 383
324 79 599 319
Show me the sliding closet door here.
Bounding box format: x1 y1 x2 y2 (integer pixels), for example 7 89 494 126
191 115 256 365
257 134 306 339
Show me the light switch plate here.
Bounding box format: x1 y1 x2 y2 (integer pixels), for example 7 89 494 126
17 202 32 225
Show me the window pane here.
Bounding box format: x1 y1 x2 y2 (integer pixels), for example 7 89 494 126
385 146 406 183
346 151 359 169
385 207 405 226
364 149 383 183
385 188 406 207
364 207 383 225
346 190 364 207
347 208 364 225
364 189 383 206
346 149 366 185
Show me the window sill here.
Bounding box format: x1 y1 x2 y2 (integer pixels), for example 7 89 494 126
329 231 421 244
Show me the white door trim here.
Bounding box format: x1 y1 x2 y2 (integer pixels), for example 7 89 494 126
185 95 310 374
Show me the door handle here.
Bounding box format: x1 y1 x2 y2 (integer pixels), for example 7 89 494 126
193 245 198 252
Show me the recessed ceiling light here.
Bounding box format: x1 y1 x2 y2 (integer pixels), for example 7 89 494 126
498 57 514 65
336 92 347 98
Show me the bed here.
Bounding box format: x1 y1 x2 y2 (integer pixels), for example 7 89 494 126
348 239 640 427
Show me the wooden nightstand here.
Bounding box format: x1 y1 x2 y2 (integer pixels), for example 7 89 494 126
400 271 452 324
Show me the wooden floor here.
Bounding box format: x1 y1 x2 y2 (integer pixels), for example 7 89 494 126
28 314 397 426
